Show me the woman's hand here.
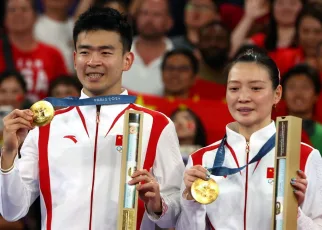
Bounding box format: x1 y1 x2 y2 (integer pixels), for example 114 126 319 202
183 165 209 200
291 170 308 206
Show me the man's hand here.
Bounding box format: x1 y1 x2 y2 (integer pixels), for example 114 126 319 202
1 109 34 170
128 169 162 213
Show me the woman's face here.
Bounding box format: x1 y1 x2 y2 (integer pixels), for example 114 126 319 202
298 16 322 57
226 62 282 130
274 0 302 27
0 76 25 109
284 74 318 117
173 110 197 141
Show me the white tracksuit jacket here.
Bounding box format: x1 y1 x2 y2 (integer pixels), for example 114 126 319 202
176 122 322 230
0 90 185 230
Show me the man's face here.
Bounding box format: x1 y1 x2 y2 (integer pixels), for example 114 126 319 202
198 23 230 69
5 0 36 34
42 0 73 11
136 0 172 40
184 0 220 29
74 30 133 97
162 54 195 97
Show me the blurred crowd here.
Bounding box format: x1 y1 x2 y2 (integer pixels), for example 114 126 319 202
0 0 322 229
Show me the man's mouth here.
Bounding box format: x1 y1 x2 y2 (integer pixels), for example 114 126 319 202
86 73 104 79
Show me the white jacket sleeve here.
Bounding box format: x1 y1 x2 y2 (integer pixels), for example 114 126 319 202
145 121 185 228
297 149 322 229
176 155 207 230
0 128 40 221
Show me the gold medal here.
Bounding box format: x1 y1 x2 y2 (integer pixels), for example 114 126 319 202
191 178 219 204
30 101 54 127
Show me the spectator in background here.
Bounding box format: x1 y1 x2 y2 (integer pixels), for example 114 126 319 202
0 71 27 110
272 3 322 75
48 75 82 98
171 107 207 165
161 49 198 99
34 0 75 73
0 0 68 102
122 0 173 96
249 0 303 51
94 0 128 14
172 0 220 53
281 64 322 154
230 0 270 57
198 21 230 84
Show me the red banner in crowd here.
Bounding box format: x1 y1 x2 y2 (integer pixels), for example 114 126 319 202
130 92 233 145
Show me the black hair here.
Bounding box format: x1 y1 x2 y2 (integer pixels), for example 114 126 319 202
4 0 37 13
233 44 268 60
171 108 207 147
211 0 220 12
200 20 230 38
94 0 128 12
48 75 83 97
281 63 321 95
161 49 199 75
295 3 322 43
226 49 280 89
264 0 305 51
0 71 27 93
73 7 132 52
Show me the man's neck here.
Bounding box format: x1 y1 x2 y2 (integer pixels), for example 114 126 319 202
8 33 37 51
164 90 189 99
201 62 226 84
186 28 199 45
136 36 167 66
45 8 69 22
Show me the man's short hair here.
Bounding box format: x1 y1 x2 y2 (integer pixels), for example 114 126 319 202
73 7 133 52
161 49 199 75
4 0 37 13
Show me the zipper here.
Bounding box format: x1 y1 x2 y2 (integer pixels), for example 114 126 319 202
89 105 101 230
244 141 250 230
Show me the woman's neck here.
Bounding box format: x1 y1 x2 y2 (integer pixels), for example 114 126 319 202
277 26 295 48
232 118 272 141
179 137 195 145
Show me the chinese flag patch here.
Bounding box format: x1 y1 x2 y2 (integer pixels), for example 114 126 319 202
266 167 274 179
115 135 123 146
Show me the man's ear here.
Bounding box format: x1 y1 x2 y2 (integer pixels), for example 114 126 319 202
123 51 134 71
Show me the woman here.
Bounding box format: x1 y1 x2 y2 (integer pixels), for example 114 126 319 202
171 107 207 164
176 50 322 229
281 64 322 155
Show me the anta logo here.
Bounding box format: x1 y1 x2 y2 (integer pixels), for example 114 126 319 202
64 135 77 143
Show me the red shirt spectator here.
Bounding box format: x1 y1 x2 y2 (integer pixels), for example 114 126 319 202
0 40 68 101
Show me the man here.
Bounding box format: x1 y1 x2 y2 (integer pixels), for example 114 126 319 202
34 0 75 73
122 0 173 96
172 0 220 53
0 7 184 230
161 49 198 99
198 20 230 84
0 0 68 102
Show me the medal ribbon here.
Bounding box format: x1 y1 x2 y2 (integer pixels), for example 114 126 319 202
208 133 276 176
43 95 137 106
